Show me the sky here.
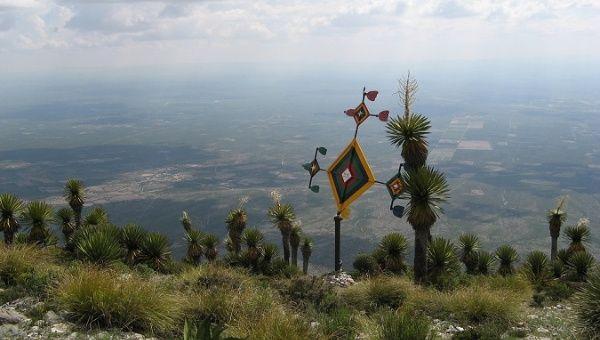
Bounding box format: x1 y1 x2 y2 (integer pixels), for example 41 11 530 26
1 0 599 71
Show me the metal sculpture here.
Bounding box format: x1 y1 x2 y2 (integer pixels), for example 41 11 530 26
302 87 393 272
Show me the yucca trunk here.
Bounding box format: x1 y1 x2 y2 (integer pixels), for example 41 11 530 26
205 248 217 261
413 228 430 282
229 230 242 254
302 252 311 274
3 231 14 245
549 221 560 261
291 244 299 267
28 225 49 245
551 236 558 261
280 227 291 264
73 208 82 230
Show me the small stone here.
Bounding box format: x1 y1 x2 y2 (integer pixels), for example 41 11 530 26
0 308 28 324
0 324 27 338
51 322 71 334
310 321 320 329
35 319 45 327
44 310 62 324
456 326 464 332
527 314 538 319
537 327 549 333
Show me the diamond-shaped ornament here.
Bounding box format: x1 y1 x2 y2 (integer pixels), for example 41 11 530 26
352 103 370 126
386 173 405 199
327 139 375 212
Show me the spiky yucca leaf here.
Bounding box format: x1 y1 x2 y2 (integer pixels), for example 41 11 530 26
564 224 591 254
427 237 459 282
242 227 264 248
378 233 408 274
140 232 172 273
120 223 146 265
75 225 124 265
567 251 595 282
574 269 600 337
0 193 24 244
225 208 247 255
458 233 480 274
185 229 205 265
22 201 54 245
523 250 550 284
56 207 75 241
64 179 85 209
551 260 565 279
496 245 519 276
201 234 219 261
386 113 431 169
547 197 567 238
181 211 192 233
557 248 571 264
400 166 450 231
84 207 109 227
476 250 495 275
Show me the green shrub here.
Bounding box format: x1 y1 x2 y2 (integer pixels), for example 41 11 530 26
353 253 379 276
56 267 182 334
458 233 480 274
551 259 565 279
574 269 600 338
341 277 409 311
453 321 507 340
427 237 460 290
523 250 550 285
284 276 337 312
544 281 573 301
75 224 124 265
0 244 58 298
496 245 519 276
566 251 595 282
379 310 430 340
319 306 358 339
139 232 172 273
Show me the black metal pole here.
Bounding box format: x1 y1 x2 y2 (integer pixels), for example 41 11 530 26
334 214 342 272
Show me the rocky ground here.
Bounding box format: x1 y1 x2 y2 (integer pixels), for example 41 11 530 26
0 297 155 340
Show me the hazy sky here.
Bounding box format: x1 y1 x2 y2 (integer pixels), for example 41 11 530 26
1 0 599 71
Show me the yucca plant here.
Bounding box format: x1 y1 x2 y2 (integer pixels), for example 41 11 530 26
399 166 450 282
84 206 109 227
386 113 431 170
476 250 495 275
547 197 567 260
564 221 591 254
557 248 571 265
567 251 595 282
14 232 28 245
75 224 124 265
241 227 264 270
377 233 408 274
185 229 205 265
496 245 519 276
290 222 302 268
574 269 600 338
181 211 193 233
64 179 85 230
140 232 172 273
0 193 24 245
120 223 146 265
202 234 219 262
427 237 460 287
22 201 54 245
56 207 75 245
523 250 550 285
458 233 480 274
301 237 313 275
551 260 565 279
267 191 296 265
225 203 247 255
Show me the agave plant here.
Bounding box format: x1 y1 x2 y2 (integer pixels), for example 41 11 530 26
225 206 247 255
56 207 75 245
496 245 520 276
75 224 124 265
427 237 460 286
476 250 495 275
267 191 296 265
567 251 595 282
120 223 147 265
64 179 85 230
84 206 109 227
386 113 431 171
0 193 24 245
377 233 408 274
241 227 264 270
140 232 172 273
290 222 302 268
202 234 219 262
301 237 313 275
547 198 567 260
185 229 205 265
523 250 550 285
399 166 450 282
22 201 55 245
564 222 591 254
458 233 480 274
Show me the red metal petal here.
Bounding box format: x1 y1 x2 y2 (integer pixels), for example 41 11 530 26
378 110 389 121
345 108 356 116
366 91 378 101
